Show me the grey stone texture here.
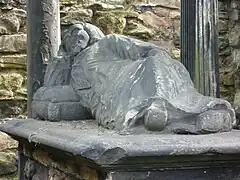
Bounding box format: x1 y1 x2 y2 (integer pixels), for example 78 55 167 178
33 23 235 134
2 119 240 180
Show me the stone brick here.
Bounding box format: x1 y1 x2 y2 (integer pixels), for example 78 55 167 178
220 71 235 86
94 10 128 34
0 132 17 151
60 0 78 5
234 90 240 114
0 100 27 118
0 71 26 100
0 8 26 35
135 0 180 9
151 7 170 17
79 0 125 9
0 152 17 176
169 10 180 19
219 37 229 51
219 19 229 33
231 9 240 21
139 11 172 29
124 19 154 39
231 0 240 9
233 49 240 64
0 0 26 10
0 54 26 69
0 34 26 53
229 28 240 47
61 9 93 25
218 11 229 20
49 169 78 180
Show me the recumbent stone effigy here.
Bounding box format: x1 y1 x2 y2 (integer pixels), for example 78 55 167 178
32 23 236 134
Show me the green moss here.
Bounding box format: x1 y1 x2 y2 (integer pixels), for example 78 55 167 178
0 70 26 100
60 0 78 5
123 20 155 40
0 152 17 176
93 10 138 34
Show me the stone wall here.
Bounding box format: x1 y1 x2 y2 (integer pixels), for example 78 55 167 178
230 0 240 118
218 0 236 106
0 0 27 120
0 0 181 178
0 1 27 178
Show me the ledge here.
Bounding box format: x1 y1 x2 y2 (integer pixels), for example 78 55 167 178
1 119 240 169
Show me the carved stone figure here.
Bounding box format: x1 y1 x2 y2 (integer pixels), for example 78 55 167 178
32 23 236 134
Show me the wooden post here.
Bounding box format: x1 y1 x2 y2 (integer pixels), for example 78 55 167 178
27 0 60 117
181 0 220 97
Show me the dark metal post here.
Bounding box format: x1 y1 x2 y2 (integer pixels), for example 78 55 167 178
27 0 60 117
181 0 220 97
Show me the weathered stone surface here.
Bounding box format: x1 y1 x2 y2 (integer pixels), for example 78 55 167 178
0 0 26 10
61 9 93 25
219 37 229 51
0 54 26 69
219 19 229 33
49 169 79 180
124 19 154 39
3 119 240 160
0 8 26 35
60 0 77 5
0 100 27 119
0 0 234 121
0 152 17 176
220 71 235 86
229 28 240 47
0 132 17 151
94 10 128 34
135 0 180 9
0 34 26 52
234 90 240 115
79 0 125 8
139 11 171 29
0 71 26 100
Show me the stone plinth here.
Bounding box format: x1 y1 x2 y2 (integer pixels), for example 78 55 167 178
1 119 240 179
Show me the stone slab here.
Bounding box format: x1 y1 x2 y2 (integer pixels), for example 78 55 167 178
108 168 240 180
1 119 240 167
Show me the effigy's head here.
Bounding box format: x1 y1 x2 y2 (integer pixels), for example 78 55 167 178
61 23 105 55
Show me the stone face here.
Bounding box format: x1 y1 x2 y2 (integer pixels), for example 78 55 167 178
0 34 26 52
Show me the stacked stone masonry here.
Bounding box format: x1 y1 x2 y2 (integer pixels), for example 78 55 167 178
0 0 239 178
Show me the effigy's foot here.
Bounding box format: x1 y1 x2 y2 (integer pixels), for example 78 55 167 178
143 100 168 132
196 109 232 134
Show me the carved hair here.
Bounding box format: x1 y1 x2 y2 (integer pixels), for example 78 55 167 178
58 23 105 56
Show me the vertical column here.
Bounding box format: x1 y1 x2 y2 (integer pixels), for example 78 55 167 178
181 0 220 97
27 0 60 117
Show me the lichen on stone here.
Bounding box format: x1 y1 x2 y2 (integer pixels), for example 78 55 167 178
93 10 138 34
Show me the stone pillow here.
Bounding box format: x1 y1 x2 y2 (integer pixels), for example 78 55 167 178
32 85 92 121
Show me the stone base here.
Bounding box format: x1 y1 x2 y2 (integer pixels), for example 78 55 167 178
1 119 240 180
